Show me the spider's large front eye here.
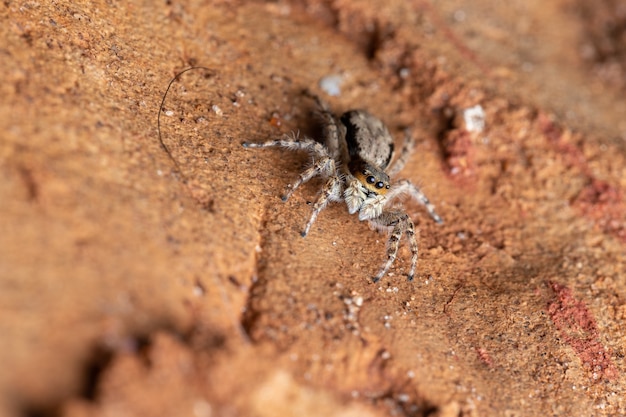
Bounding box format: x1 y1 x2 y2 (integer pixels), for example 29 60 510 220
366 176 376 184
375 181 385 189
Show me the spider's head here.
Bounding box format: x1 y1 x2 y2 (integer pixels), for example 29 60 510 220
344 160 390 220
350 160 390 196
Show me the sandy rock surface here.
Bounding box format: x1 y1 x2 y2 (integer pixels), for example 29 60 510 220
2 1 626 416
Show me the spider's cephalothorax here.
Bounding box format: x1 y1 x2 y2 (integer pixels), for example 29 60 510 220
243 95 443 282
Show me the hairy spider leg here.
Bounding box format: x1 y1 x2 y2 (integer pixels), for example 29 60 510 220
370 211 418 282
301 174 342 237
387 179 443 224
307 93 342 161
243 136 342 236
387 129 414 178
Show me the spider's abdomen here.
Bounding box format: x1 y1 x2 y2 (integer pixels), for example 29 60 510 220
341 110 395 170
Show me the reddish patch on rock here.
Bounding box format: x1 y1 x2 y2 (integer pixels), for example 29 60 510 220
537 113 588 173
575 179 626 243
546 281 617 381
475 347 493 368
440 129 476 181
537 113 626 243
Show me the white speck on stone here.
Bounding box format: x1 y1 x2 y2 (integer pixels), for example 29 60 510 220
193 400 212 417
397 393 410 402
165 110 174 117
193 285 205 297
463 105 485 133
319 74 343 97
212 104 223 116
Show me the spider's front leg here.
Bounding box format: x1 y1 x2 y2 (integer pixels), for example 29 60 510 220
387 179 443 225
242 135 342 237
301 174 342 237
243 135 329 199
370 210 418 283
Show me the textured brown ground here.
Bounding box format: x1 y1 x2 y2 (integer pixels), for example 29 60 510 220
2 1 626 416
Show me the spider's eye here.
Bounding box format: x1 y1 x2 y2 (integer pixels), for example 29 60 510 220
385 184 390 189
375 181 385 189
366 176 376 184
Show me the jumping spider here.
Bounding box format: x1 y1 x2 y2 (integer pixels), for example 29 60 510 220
243 94 443 282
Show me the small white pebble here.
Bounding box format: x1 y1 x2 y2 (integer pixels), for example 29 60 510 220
453 9 466 22
193 400 212 417
463 105 485 133
192 285 205 297
397 394 410 403
212 104 223 116
319 74 342 97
